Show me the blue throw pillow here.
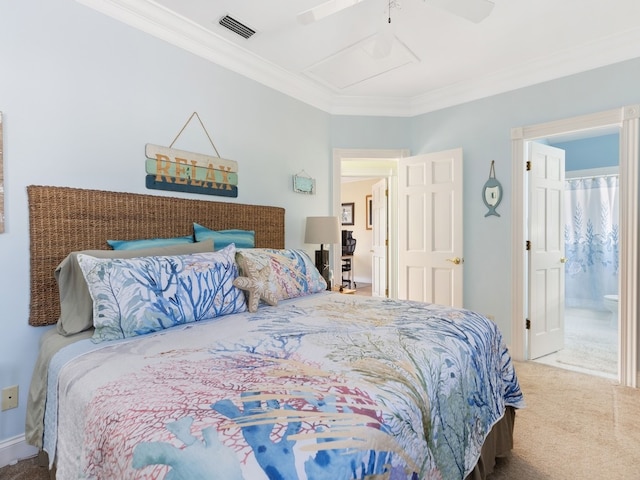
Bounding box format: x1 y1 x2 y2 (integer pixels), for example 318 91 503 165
107 235 194 250
77 244 246 342
193 223 255 250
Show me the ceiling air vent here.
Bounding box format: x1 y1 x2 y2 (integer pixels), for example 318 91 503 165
219 15 255 39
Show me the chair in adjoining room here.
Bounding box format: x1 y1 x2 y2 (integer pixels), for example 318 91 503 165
341 230 356 288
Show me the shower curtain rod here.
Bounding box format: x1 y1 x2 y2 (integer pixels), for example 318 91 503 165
566 173 619 181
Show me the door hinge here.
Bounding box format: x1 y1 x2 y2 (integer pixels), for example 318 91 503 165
526 161 531 171
526 318 531 330
385 288 389 297
526 240 531 251
385 189 388 197
385 239 388 246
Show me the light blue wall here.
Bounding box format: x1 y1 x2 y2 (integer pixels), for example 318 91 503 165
552 134 619 171
331 115 411 148
2 0 640 447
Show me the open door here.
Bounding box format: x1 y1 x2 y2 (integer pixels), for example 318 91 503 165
398 148 463 307
528 142 566 359
371 178 387 297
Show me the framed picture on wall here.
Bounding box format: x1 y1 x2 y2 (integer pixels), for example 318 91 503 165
366 195 372 230
341 202 354 225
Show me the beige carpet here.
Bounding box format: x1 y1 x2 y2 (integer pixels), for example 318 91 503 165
488 361 640 479
2 361 639 479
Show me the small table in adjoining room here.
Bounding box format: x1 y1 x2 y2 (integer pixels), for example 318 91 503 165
341 255 355 289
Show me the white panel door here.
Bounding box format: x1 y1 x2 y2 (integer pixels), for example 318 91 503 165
371 178 388 297
398 149 463 307
528 142 566 359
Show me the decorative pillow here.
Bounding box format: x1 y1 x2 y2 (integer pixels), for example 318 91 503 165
55 240 214 336
233 254 279 313
107 235 194 250
193 223 255 250
77 245 246 343
234 249 327 312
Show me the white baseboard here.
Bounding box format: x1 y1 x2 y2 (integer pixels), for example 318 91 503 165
0 434 39 469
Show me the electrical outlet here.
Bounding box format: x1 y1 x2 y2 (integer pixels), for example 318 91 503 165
1 385 18 411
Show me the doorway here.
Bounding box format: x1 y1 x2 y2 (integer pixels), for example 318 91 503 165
340 177 384 295
334 148 465 306
332 149 408 299
529 135 620 379
511 105 639 387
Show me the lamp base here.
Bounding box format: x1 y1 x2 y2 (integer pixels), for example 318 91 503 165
315 249 331 290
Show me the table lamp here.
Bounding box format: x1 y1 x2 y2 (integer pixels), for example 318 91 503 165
305 216 340 289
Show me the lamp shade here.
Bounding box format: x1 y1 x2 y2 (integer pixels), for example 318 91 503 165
305 216 340 245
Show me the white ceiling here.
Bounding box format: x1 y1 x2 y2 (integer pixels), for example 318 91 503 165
78 0 640 116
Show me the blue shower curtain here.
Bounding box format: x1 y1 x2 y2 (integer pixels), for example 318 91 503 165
564 175 619 309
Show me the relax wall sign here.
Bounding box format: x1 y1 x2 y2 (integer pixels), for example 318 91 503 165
145 143 238 198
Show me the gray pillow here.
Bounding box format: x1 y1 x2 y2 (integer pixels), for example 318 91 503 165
55 239 214 336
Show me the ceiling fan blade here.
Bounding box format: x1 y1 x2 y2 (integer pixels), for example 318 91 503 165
425 0 495 23
297 0 366 25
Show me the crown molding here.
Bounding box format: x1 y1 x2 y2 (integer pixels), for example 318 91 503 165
77 0 640 118
408 26 640 117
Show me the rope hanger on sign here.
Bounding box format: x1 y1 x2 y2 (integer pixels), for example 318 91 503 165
169 111 221 158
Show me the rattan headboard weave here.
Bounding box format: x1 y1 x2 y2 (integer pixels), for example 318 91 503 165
27 185 285 326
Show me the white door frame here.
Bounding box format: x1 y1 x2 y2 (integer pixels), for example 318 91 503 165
511 105 639 387
333 148 409 299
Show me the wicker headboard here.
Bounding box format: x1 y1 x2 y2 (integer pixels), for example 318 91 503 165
27 185 285 326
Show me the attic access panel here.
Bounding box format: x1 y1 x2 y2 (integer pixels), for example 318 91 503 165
304 34 419 90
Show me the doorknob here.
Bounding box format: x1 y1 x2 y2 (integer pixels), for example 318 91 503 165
560 257 568 263
446 257 463 265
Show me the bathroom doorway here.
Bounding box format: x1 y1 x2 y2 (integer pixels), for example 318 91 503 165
534 132 620 379
511 106 639 388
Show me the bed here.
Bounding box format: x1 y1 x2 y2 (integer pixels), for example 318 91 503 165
25 185 524 480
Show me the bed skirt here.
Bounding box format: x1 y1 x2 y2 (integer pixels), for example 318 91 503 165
465 406 516 480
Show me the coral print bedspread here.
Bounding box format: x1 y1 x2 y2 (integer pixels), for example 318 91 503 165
45 293 523 480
